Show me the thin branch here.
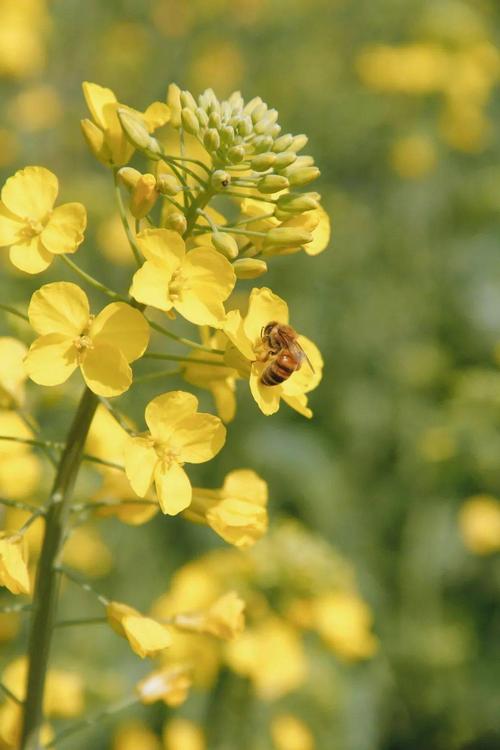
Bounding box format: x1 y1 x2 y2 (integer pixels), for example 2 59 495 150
147 318 224 354
0 681 23 705
56 566 109 607
0 303 29 322
113 171 142 267
60 256 123 300
53 616 108 629
143 352 224 367
97 398 136 435
45 694 139 748
0 602 32 614
133 367 181 383
0 497 42 514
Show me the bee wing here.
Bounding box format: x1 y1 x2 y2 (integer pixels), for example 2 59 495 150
290 340 315 373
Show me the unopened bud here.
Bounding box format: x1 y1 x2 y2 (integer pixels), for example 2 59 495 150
274 151 297 169
237 116 253 136
180 90 197 110
167 83 182 128
289 134 308 152
221 125 235 145
252 135 274 153
117 109 162 159
204 129 220 151
212 232 239 259
264 226 313 247
156 174 182 196
164 211 187 234
268 123 281 139
286 166 320 187
181 108 200 135
251 102 268 123
81 119 112 164
276 192 320 212
228 145 245 163
209 111 221 129
251 152 276 172
258 174 289 194
196 107 209 127
292 155 315 168
117 167 142 190
273 134 293 152
130 174 158 219
211 170 231 190
233 258 268 279
243 96 263 116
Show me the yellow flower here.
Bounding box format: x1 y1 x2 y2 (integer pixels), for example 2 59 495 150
226 617 307 699
2 657 85 717
390 135 437 179
124 391 226 515
0 166 86 274
81 81 170 166
113 721 161 750
0 533 30 595
224 287 323 416
0 411 42 498
459 495 500 555
0 338 28 408
183 331 238 423
172 591 245 640
188 469 268 548
92 470 159 525
136 664 192 706
163 719 206 750
311 591 378 661
107 601 172 659
130 229 235 327
62 525 113 578
270 714 314 750
264 207 330 257
86 403 131 467
25 282 150 397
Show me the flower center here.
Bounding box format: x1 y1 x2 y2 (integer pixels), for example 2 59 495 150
73 334 94 363
153 440 183 467
20 218 44 239
168 268 188 301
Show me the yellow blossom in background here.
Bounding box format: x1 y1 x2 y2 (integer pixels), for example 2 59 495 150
183 331 238 423
356 44 448 94
271 714 315 750
92 470 158 525
224 287 323 416
25 282 150 397
97 213 134 266
113 721 161 750
226 618 307 699
130 229 235 327
188 40 245 95
172 591 245 640
0 533 30 595
163 718 206 750
458 495 500 555
136 664 192 706
0 0 48 79
62 525 113 578
2 657 85 717
106 601 172 658
7 85 62 132
86 403 131 466
188 469 268 548
390 135 437 179
0 338 28 408
81 82 170 166
0 411 42 498
0 166 86 274
0 701 53 750
311 591 378 661
0 612 20 643
124 391 226 515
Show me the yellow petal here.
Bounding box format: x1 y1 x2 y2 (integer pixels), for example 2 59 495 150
183 247 235 302
212 382 237 423
281 392 313 418
223 469 268 506
206 498 268 548
249 362 281 416
304 206 330 256
173 413 226 464
9 236 53 274
0 535 30 595
281 335 323 396
90 302 150 362
122 615 172 658
1 166 58 221
28 282 89 336
40 202 87 255
81 118 112 165
143 101 171 131
130 260 175 311
0 202 23 245
25 334 78 386
243 287 289 345
175 293 226 327
124 437 158 497
81 342 132 397
223 310 254 361
136 228 185 265
145 391 198 443
155 461 192 515
82 81 118 130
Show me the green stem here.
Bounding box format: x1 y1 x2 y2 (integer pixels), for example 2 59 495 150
53 616 107 629
97 397 135 435
0 602 32 614
60 256 122 300
143 352 224 367
0 497 42 514
183 188 215 238
45 694 139 748
20 388 99 750
0 681 23 705
0 435 63 451
133 367 181 383
58 565 109 606
148 319 224 354
0 302 29 322
113 171 142 267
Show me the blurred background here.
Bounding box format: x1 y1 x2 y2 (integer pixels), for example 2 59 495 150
1 1 500 749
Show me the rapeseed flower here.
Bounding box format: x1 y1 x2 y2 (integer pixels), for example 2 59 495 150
130 229 235 327
459 495 500 555
224 287 323 416
25 282 149 397
107 601 172 658
183 331 238 423
136 665 192 706
171 591 245 640
124 391 226 515
0 533 30 595
0 166 86 274
0 338 28 408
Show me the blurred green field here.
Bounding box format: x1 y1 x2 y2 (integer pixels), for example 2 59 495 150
1 1 500 749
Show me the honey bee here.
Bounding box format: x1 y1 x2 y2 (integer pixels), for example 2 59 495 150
258 321 313 386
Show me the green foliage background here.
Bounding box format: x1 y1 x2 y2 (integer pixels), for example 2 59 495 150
1 1 500 748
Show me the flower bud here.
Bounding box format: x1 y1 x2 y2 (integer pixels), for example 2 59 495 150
180 90 197 110
117 109 162 159
117 167 142 190
252 135 274 153
258 174 289 193
228 145 245 163
221 125 235 145
274 151 297 169
289 134 308 152
251 152 277 171
286 166 320 187
273 133 293 152
130 174 158 219
156 174 182 196
167 83 182 128
196 107 209 128
80 119 112 164
204 129 220 151
276 192 320 212
181 108 199 135
243 96 263 116
212 232 239 259
251 102 268 123
233 258 268 279
268 123 281 138
264 226 313 247
164 211 187 234
237 116 253 136
228 90 244 111
209 111 221 129
211 170 231 190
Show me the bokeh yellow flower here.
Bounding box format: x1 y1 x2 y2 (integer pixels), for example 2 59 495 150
0 533 30 595
124 391 226 515
0 411 42 499
0 166 86 274
458 495 500 555
113 721 161 750
130 229 235 326
25 282 150 397
224 287 323 416
0 338 28 408
136 664 192 706
2 657 85 717
172 591 245 640
163 718 206 750
270 714 314 750
107 601 172 658
311 591 378 661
